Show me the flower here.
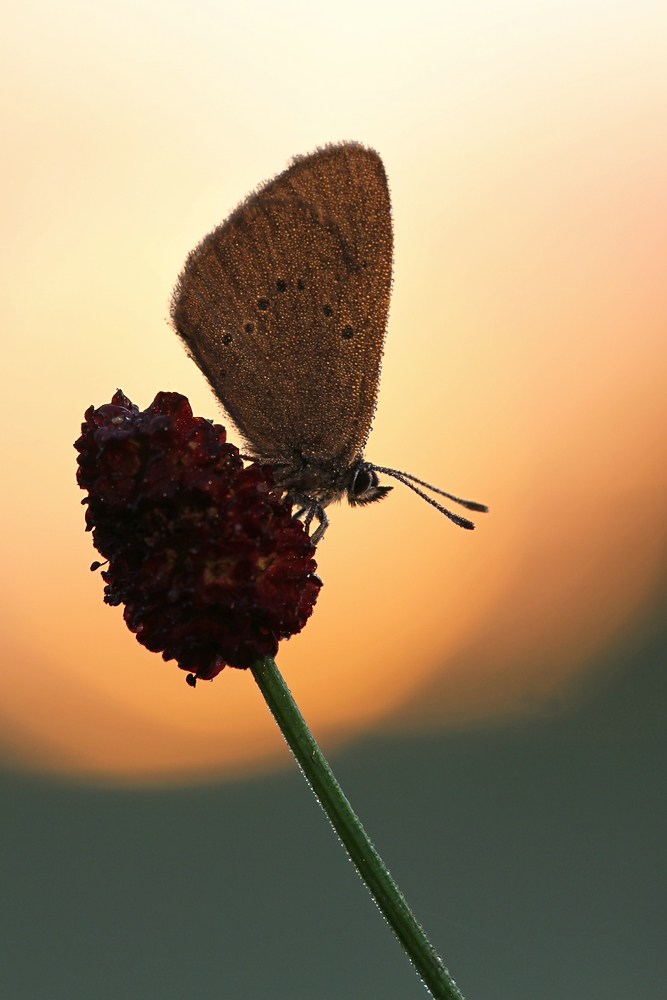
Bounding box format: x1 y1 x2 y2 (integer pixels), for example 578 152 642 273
74 390 322 684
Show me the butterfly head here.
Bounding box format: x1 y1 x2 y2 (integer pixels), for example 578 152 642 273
346 461 392 507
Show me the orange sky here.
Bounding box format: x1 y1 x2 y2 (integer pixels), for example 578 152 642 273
1 0 666 782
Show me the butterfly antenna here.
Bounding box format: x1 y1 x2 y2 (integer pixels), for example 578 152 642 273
371 467 480 529
372 466 488 514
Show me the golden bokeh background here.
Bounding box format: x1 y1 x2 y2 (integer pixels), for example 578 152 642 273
1 0 665 782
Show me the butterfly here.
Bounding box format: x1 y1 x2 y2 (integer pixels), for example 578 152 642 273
171 141 486 542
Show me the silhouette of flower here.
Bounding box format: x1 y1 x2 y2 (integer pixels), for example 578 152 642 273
75 390 322 684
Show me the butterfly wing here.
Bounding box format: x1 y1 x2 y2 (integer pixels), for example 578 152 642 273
170 143 392 466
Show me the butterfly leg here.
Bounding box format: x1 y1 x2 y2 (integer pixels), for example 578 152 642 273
288 494 329 544
288 493 312 522
309 505 329 545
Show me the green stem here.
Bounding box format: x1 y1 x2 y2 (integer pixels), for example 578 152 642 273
250 655 464 1000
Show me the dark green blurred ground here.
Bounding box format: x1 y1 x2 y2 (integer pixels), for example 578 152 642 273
1 610 665 999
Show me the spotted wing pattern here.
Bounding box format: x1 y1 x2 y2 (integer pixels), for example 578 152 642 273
171 143 393 466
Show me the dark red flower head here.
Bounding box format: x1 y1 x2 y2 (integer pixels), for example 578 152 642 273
74 390 322 684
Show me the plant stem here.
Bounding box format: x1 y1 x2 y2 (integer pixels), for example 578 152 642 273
250 655 465 1000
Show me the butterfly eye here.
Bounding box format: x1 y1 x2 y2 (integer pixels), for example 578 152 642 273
351 466 374 496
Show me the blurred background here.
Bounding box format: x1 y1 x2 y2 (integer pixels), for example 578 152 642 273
0 0 665 996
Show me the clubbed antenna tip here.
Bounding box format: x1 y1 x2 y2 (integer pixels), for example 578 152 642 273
370 465 488 529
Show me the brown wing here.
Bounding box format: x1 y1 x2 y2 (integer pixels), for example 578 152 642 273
170 143 392 465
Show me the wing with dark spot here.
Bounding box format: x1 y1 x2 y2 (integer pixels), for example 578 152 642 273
170 143 393 465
